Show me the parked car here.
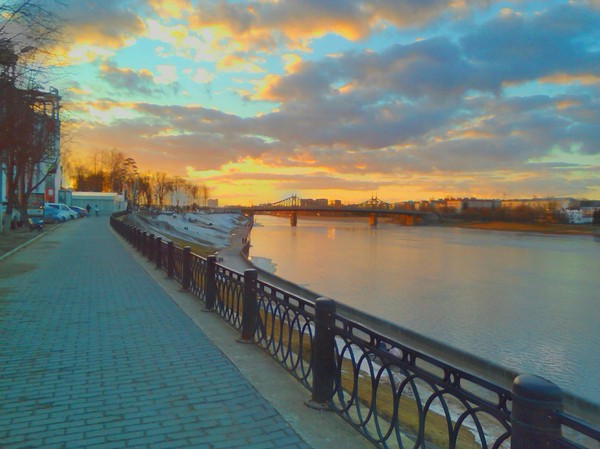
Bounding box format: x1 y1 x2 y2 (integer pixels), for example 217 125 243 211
46 203 78 220
70 205 88 217
43 206 68 223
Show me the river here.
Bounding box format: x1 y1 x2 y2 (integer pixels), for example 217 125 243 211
247 215 600 405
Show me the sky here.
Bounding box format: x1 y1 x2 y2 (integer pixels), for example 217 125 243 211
45 0 600 205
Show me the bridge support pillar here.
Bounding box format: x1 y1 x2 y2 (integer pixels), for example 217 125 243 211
405 215 414 226
290 211 297 227
369 213 377 226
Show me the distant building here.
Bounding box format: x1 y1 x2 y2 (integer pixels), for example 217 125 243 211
394 201 412 210
207 199 218 208
579 200 600 221
446 199 499 211
562 209 592 224
68 191 127 214
501 198 576 210
298 198 331 207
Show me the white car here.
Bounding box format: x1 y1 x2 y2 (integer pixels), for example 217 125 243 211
46 203 78 220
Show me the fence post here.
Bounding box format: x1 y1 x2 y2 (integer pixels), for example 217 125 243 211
148 234 155 262
155 237 162 269
167 241 174 278
306 297 336 410
511 374 563 449
204 255 217 310
181 246 191 291
238 269 258 342
143 232 148 256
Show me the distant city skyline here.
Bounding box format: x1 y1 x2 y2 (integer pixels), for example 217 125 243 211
48 0 600 205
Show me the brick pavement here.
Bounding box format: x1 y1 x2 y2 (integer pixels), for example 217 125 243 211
0 216 311 449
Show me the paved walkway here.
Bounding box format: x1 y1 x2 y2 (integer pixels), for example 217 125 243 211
0 216 313 449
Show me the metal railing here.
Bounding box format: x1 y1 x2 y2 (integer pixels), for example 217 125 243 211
110 214 600 449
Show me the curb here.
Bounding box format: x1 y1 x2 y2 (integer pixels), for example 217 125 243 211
0 223 62 262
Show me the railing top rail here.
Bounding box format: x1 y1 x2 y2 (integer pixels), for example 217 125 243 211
254 277 317 316
333 310 512 418
214 262 244 281
557 411 600 442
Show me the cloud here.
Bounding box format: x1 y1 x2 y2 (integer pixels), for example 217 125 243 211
98 61 180 97
460 3 600 85
59 0 145 60
146 0 192 19
216 54 264 73
183 67 214 84
61 1 600 202
187 0 488 51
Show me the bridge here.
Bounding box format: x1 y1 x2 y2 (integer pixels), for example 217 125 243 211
241 195 429 226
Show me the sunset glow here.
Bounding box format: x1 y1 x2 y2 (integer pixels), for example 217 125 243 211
51 0 600 205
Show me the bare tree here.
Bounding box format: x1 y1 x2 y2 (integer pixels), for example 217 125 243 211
201 184 210 207
170 176 187 209
136 174 152 206
1 0 64 231
102 149 127 193
186 183 200 207
152 172 172 207
1 63 61 226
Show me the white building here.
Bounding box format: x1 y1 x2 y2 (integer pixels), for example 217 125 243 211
501 197 576 210
66 191 127 214
562 209 593 224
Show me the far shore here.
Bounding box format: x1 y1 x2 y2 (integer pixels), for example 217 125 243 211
435 219 598 236
250 212 598 236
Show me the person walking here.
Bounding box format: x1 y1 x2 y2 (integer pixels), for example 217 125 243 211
85 204 91 215
94 205 99 217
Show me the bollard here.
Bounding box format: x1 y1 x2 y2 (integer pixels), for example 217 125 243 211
204 255 217 310
181 246 191 291
511 374 563 449
167 241 174 278
141 232 147 256
148 234 155 262
155 237 162 269
306 297 336 410
239 270 258 342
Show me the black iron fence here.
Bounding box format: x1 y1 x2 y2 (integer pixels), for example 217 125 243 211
110 214 600 449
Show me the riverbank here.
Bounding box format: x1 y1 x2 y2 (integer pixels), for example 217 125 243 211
437 219 598 236
122 211 249 258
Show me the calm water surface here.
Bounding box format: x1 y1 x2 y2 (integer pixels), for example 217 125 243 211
248 215 600 404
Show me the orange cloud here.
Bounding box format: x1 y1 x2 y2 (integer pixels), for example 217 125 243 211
217 54 264 73
253 73 284 101
555 99 581 110
540 73 600 85
55 5 145 64
147 0 192 19
446 129 495 140
187 2 371 52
